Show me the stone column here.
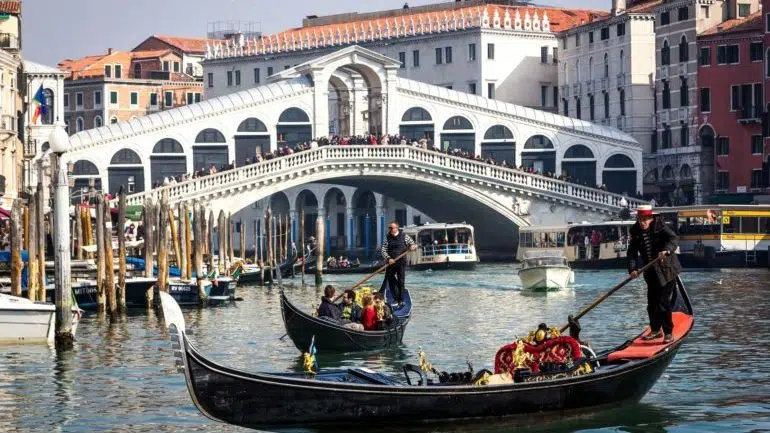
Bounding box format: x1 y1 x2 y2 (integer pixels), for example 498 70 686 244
311 68 330 139
351 75 368 136
383 66 400 136
346 204 355 257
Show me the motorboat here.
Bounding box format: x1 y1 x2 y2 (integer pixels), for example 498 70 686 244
518 251 574 290
0 293 81 344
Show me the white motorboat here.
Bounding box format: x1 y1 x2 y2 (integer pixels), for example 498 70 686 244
518 251 574 291
0 293 81 344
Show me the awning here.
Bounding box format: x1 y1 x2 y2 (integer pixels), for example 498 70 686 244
0 207 9 219
710 193 757 205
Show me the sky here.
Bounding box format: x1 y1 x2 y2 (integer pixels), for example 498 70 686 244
23 0 608 66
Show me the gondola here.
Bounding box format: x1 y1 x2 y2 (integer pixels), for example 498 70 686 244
306 261 383 275
158 277 693 429
280 282 411 352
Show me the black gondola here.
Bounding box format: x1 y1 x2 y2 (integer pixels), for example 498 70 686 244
280 283 412 352
158 277 693 429
305 261 383 275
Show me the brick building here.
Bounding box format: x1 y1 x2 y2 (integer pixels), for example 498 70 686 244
697 12 764 200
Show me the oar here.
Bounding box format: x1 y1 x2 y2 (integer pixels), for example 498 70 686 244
333 250 410 303
559 256 664 333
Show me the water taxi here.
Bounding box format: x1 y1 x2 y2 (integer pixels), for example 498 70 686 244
517 251 574 290
402 223 479 270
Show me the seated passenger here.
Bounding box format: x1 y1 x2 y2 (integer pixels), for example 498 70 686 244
317 285 341 322
340 290 364 330
360 294 377 330
373 292 393 330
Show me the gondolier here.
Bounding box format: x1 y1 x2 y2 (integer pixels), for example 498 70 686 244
380 221 417 304
627 204 682 343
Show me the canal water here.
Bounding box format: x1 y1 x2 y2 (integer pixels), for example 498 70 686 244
1 265 769 432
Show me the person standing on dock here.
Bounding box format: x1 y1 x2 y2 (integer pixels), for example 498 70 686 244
627 205 681 344
380 221 417 305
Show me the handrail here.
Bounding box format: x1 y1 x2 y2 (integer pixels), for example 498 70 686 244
124 145 645 211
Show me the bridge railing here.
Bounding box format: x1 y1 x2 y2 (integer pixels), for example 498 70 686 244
125 145 645 210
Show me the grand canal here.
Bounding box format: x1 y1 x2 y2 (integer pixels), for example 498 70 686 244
1 264 769 432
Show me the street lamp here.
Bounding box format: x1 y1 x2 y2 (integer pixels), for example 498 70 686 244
48 126 74 348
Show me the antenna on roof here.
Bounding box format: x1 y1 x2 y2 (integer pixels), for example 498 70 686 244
403 3 409 9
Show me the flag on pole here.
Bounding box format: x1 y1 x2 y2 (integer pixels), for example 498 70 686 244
32 85 47 124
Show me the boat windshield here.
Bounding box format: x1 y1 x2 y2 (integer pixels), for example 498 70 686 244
522 251 567 267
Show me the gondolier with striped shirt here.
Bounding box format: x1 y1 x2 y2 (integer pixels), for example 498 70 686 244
381 221 417 305
627 204 681 344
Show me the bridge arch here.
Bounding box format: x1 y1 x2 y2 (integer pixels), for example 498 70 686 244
561 144 596 187
235 117 270 165
323 187 349 253
521 134 556 174
440 115 475 153
194 128 228 172
603 153 637 194
399 106 435 143
269 191 291 216
71 159 102 203
151 138 187 186
481 124 515 165
277 107 312 148
108 148 144 195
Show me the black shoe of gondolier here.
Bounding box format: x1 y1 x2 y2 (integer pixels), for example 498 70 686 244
641 330 663 341
663 333 673 343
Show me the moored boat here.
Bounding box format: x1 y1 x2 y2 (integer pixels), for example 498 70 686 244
518 251 574 290
0 293 81 344
402 223 479 270
20 277 157 310
158 277 694 429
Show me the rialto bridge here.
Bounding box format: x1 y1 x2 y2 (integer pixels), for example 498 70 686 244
63 46 645 256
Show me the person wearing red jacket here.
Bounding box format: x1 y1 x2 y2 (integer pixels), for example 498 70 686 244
360 294 377 331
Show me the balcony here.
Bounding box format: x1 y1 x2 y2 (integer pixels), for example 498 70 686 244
616 72 626 88
660 110 670 124
572 82 582 95
561 85 570 99
677 62 688 77
586 80 595 94
615 115 625 130
738 105 762 123
660 65 669 80
0 33 19 51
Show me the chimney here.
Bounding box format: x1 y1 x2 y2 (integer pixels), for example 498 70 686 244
107 48 113 55
612 0 626 16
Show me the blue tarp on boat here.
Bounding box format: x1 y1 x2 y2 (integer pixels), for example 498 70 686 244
126 256 181 277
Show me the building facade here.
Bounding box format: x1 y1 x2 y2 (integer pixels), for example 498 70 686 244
697 12 763 199
0 0 23 209
132 34 210 79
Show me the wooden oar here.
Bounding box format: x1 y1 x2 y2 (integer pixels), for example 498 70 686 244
559 255 665 333
333 250 410 302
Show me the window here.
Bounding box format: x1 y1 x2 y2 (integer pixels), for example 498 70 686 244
254 68 260 83
64 93 69 110
750 43 763 62
717 45 739 64
207 72 213 88
553 86 558 108
752 169 763 189
752 135 763 154
435 47 442 64
678 6 689 21
468 43 476 61
717 137 730 155
553 47 558 63
195 93 201 103
398 51 406 68
662 124 671 148
110 116 118 124
731 85 740 110
235 70 241 86
604 53 609 77
487 43 495 59
680 78 689 106
162 61 169 71
617 23 626 37
576 97 582 119
766 14 770 32
413 50 420 67
94 90 102 107
150 93 158 106
662 40 670 65
619 89 626 116
563 98 569 115
267 66 273 76
589 31 594 44
604 91 610 118
562 38 567 49
541 46 548 63
575 34 580 47
469 82 476 94
164 91 173 107
662 80 670 109
110 91 118 105
680 123 689 146
114 64 122 79
94 116 102 128
76 117 84 132
589 94 595 120
173 61 180 73
738 3 751 18
104 65 112 78
284 65 290 70
444 85 453 90
76 92 83 108
679 36 688 62
661 11 670 25
600 27 609 40
130 92 138 106
445 47 452 64
227 70 233 86
699 47 711 66
488 82 495 99
717 171 729 189
700 88 711 112
541 85 548 107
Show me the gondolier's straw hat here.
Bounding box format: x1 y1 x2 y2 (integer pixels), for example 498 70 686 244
636 204 654 217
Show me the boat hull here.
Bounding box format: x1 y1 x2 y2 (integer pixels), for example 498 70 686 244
519 266 573 290
0 294 80 344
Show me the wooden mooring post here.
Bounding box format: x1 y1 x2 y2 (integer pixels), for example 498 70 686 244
117 188 127 312
143 196 154 280
95 194 106 312
315 215 324 286
27 191 39 301
207 210 215 278
36 181 45 300
9 201 22 297
104 202 116 316
157 192 170 293
193 204 206 303
265 209 272 281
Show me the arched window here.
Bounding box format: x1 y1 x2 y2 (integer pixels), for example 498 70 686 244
563 144 595 159
94 116 102 128
766 48 770 77
195 128 226 142
401 107 432 122
483 125 514 140
680 77 689 106
110 116 118 124
662 39 670 65
278 107 310 123
679 35 688 62
443 116 473 130
588 57 593 80
153 138 183 153
662 165 674 180
680 164 692 179
110 149 141 165
41 142 49 152
524 135 554 149
603 53 609 78
605 154 635 168
75 117 84 132
576 59 581 82
237 118 268 132
72 160 99 175
41 89 54 125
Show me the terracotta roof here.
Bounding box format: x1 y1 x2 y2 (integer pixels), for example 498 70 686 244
59 50 187 79
131 49 173 60
560 0 661 33
151 35 211 54
206 4 607 59
700 11 763 37
0 1 20 14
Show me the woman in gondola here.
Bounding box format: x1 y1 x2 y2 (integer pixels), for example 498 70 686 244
360 294 377 331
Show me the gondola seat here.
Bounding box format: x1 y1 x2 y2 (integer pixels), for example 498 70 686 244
607 312 693 362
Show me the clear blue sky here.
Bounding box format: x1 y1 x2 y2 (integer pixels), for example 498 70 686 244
23 0 607 66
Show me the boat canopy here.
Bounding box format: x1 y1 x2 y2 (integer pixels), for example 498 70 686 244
521 250 567 267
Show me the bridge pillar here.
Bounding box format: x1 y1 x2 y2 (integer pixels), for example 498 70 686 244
346 205 354 258
383 66 400 136
350 76 368 136
311 69 331 139
376 205 385 249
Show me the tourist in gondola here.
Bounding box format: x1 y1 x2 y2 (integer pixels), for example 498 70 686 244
380 221 417 304
627 204 682 344
339 290 363 330
317 285 341 322
360 294 377 331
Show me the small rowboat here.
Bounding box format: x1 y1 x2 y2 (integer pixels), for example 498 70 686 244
158 277 693 429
